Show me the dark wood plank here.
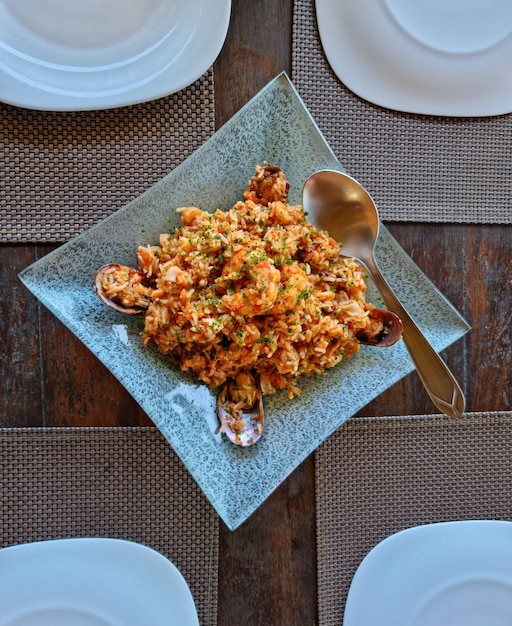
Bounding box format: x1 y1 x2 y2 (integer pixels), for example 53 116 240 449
218 456 317 626
214 0 294 127
0 245 43 426
361 222 512 417
464 224 511 410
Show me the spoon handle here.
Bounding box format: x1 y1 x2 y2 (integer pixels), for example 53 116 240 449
364 254 465 418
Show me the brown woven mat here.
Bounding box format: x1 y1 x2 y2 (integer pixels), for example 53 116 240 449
292 0 512 224
315 411 512 625
0 70 214 243
0 427 218 626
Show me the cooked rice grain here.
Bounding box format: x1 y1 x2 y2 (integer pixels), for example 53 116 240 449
137 165 376 398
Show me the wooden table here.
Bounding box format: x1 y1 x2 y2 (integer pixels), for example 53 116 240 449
2 1 511 624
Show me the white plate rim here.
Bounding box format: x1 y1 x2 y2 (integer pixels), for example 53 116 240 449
343 520 512 625
315 0 512 117
0 537 199 626
0 0 231 111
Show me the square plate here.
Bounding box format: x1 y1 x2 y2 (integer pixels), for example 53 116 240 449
316 0 512 116
0 538 198 625
0 0 230 111
19 73 469 529
344 521 512 625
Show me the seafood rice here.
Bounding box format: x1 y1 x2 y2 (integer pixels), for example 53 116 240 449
100 165 386 401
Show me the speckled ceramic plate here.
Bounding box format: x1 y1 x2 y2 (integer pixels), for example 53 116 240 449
19 73 469 530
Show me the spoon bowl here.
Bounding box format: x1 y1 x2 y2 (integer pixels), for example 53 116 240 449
303 169 465 418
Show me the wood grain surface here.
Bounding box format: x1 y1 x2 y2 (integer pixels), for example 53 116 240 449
1 1 511 624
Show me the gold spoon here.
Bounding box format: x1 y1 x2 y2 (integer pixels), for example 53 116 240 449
303 169 465 418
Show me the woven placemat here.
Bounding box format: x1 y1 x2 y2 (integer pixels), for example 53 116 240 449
315 411 512 625
292 0 512 224
0 427 218 626
0 70 214 243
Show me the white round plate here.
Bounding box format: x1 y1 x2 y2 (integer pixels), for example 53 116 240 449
343 521 512 626
316 0 512 116
0 538 199 626
0 0 230 110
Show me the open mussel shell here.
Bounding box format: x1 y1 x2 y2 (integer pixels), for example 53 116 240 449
356 308 403 348
217 380 265 447
94 263 148 315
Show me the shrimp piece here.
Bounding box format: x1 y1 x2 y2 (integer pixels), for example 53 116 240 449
137 245 161 277
268 201 303 226
158 261 191 286
259 371 288 395
221 249 246 279
222 258 281 317
270 264 312 315
178 206 207 228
